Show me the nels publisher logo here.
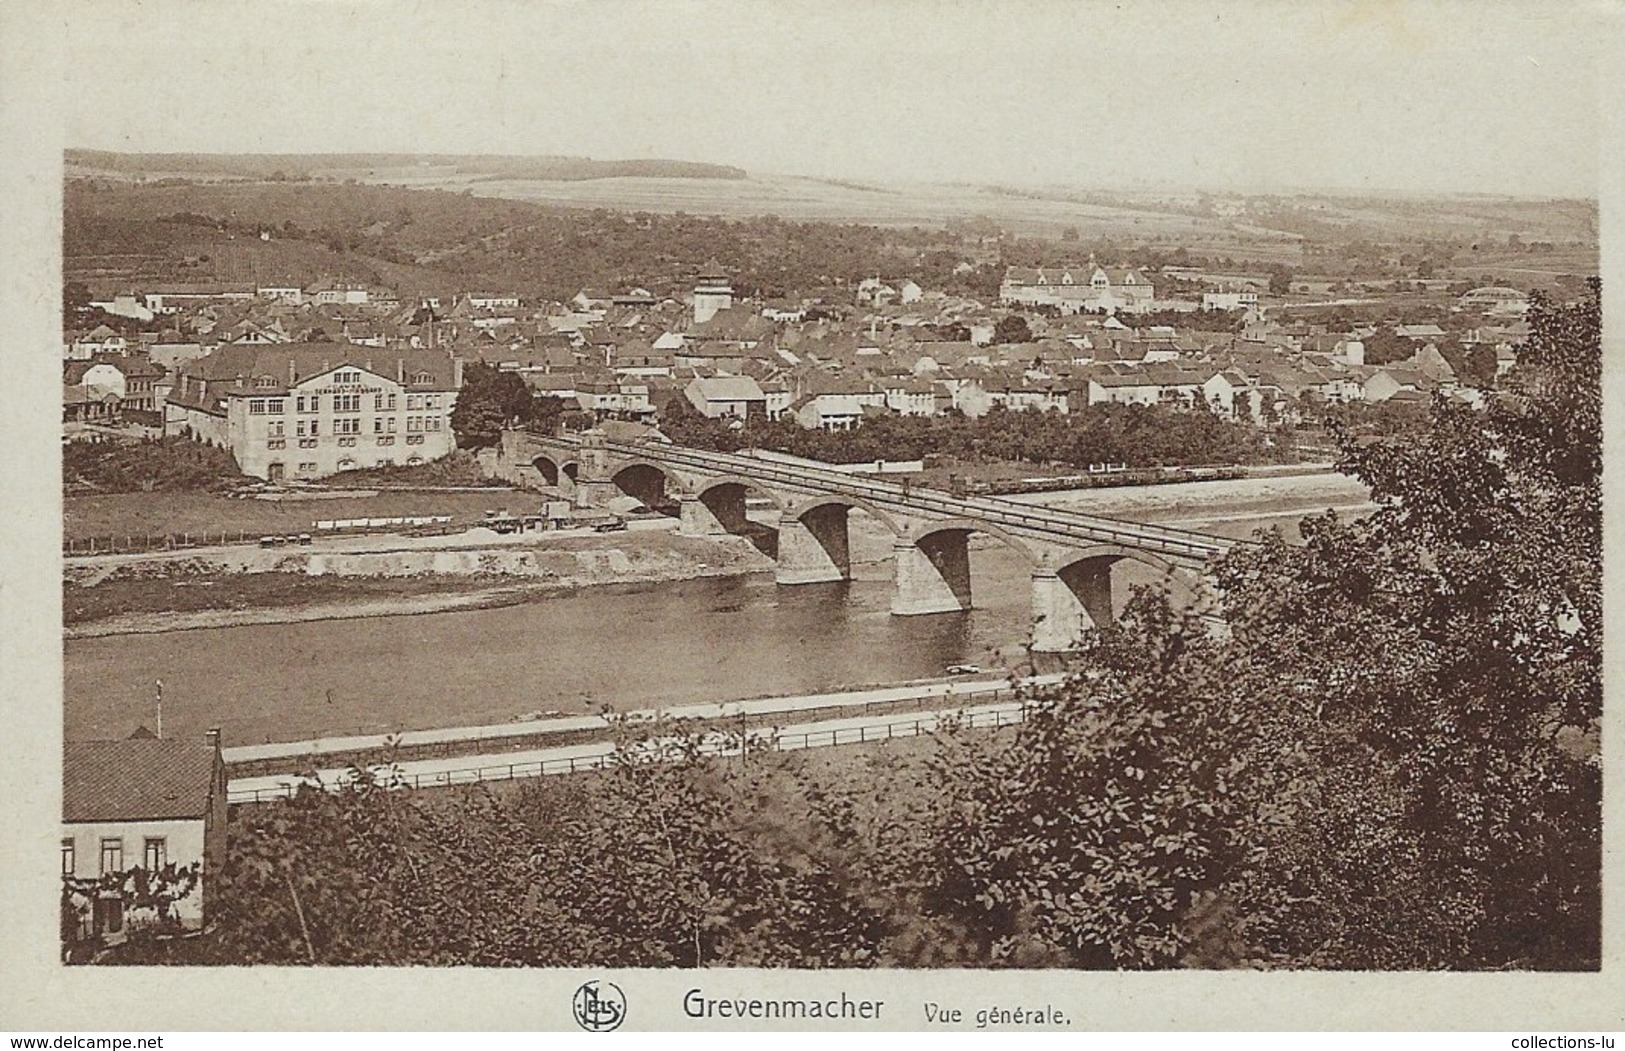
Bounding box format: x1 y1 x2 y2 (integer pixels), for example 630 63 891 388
572 980 627 1032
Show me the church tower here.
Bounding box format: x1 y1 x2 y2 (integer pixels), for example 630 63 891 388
692 260 734 324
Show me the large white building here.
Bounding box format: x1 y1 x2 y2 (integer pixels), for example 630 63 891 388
999 260 1156 315
166 344 461 481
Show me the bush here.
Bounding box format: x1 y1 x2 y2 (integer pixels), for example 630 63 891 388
62 437 247 493
322 450 500 488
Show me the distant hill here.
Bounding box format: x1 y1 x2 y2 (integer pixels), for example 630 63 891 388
64 150 748 182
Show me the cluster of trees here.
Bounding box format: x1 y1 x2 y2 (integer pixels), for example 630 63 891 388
82 279 1600 969
62 437 247 493
661 399 1289 470
448 363 581 450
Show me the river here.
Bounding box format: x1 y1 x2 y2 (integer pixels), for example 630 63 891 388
64 478 1371 748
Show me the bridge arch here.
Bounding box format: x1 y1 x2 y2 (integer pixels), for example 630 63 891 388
610 460 681 511
692 474 788 514
1031 544 1208 652
907 517 1040 566
890 518 1039 617
681 475 787 552
530 454 579 488
784 494 904 538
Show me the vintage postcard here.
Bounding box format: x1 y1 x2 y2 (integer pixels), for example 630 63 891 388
2 0 1622 1034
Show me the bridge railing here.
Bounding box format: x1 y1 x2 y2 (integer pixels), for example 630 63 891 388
589 437 1236 561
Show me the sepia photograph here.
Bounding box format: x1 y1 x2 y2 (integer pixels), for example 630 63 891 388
4 0 1621 1034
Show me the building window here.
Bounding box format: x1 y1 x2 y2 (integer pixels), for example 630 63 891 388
374 417 384 434
269 420 285 437
406 394 424 411
298 462 318 474
335 417 361 435
374 392 396 411
425 394 441 410
426 416 441 432
376 435 394 446
249 399 268 415
387 417 397 433
407 416 422 433
412 371 432 384
334 370 362 385
268 398 285 414
254 375 277 388
99 837 123 875
61 838 75 876
143 837 166 871
333 393 361 413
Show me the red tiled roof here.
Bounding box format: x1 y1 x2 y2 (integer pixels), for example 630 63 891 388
63 739 217 823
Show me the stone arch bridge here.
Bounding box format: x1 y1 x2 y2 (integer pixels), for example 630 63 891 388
500 430 1240 652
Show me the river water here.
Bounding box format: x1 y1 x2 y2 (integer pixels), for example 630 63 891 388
64 487 1361 748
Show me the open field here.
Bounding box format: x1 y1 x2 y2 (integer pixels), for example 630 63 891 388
63 489 531 542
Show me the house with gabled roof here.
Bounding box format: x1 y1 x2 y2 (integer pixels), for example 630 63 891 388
684 375 767 421
61 730 227 947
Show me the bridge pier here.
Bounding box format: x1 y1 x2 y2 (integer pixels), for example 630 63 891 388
572 478 620 509
679 494 728 536
1030 558 1116 652
891 531 973 616
680 485 749 537
775 504 850 585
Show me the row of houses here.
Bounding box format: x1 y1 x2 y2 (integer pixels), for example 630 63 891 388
65 260 1531 476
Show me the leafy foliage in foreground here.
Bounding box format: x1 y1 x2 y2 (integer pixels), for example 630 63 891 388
112 285 1599 969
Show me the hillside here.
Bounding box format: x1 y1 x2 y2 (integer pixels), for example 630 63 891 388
64 164 1598 304
65 150 747 182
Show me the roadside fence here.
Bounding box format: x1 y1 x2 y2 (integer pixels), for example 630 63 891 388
227 701 1031 805
63 531 258 557
223 683 1034 777
64 515 464 557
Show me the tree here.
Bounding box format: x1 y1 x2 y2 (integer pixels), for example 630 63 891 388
927 281 1602 969
449 362 533 451
1267 266 1293 296
993 313 1032 345
64 280 92 317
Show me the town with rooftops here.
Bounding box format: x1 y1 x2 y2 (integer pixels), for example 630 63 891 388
57 151 1599 973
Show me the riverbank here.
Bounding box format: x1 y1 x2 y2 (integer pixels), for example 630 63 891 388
64 531 775 637
1012 470 1373 523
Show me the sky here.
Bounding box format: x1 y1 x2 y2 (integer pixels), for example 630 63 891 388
56 0 1611 198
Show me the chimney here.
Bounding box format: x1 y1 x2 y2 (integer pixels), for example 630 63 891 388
397 358 405 383
204 727 221 752
288 358 296 385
